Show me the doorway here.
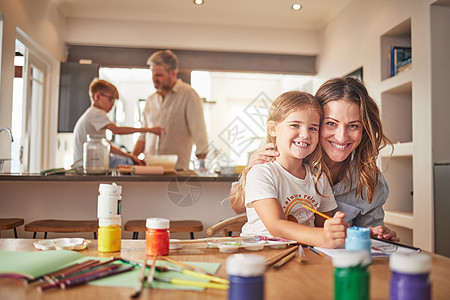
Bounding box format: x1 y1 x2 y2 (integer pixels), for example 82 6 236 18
11 39 47 173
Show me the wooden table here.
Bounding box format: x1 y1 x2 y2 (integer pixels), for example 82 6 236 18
1 239 450 299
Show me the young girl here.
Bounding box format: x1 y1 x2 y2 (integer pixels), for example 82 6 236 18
239 91 347 248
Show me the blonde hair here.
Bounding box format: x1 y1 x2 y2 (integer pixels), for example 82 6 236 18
315 77 392 203
89 78 119 101
235 91 328 202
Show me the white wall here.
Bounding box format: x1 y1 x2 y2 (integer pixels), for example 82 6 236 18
65 18 319 56
0 0 66 161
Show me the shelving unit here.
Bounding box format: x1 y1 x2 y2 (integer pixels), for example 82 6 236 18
379 18 413 244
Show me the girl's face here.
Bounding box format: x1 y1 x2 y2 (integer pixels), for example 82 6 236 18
270 108 320 163
320 100 363 163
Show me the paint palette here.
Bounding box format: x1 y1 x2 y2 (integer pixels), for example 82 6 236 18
208 239 295 252
33 238 91 251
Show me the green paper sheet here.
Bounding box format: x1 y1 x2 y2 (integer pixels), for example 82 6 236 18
0 251 222 291
0 250 85 279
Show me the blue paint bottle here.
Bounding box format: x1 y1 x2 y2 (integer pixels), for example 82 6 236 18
226 254 266 300
389 253 431 300
346 226 372 263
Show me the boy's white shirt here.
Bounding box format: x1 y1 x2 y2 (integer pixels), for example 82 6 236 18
73 106 111 163
242 161 337 237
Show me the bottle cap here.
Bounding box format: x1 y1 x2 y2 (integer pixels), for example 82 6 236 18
332 250 370 268
226 254 266 276
390 253 431 274
99 216 121 227
347 226 370 238
99 183 122 196
146 218 170 229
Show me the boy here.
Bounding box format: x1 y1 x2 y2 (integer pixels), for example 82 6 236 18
73 78 165 168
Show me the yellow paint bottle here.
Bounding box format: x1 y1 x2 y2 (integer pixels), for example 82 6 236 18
98 217 122 252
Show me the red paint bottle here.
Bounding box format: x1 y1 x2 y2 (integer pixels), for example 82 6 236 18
145 218 170 256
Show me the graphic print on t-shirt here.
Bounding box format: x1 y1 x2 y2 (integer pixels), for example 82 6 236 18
282 194 319 226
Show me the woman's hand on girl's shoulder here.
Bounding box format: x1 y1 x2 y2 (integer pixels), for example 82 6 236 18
368 225 400 242
322 211 348 248
248 143 279 168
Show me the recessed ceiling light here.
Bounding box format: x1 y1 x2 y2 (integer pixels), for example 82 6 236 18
292 3 302 11
194 0 204 5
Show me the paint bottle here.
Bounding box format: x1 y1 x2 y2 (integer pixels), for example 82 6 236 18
98 216 122 252
333 250 370 300
226 254 266 300
145 218 170 256
97 183 122 219
97 183 122 252
346 226 372 263
389 253 431 300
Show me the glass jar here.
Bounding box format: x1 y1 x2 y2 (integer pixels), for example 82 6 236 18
83 135 110 174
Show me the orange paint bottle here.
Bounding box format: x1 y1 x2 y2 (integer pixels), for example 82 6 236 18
145 218 170 256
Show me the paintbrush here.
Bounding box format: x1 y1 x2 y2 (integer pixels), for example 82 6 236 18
46 258 118 283
160 256 209 274
296 245 307 263
273 251 296 270
146 255 158 286
301 204 332 220
154 277 229 290
38 264 121 292
156 265 229 284
265 245 299 265
60 265 134 289
131 257 148 298
169 237 245 244
26 259 99 285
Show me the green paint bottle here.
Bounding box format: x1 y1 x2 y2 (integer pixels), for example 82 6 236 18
332 251 370 300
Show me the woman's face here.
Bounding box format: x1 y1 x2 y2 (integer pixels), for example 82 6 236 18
320 100 363 163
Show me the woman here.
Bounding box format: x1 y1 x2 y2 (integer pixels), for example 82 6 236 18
230 77 398 241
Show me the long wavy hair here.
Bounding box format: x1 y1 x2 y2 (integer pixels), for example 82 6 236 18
234 91 328 202
315 77 392 203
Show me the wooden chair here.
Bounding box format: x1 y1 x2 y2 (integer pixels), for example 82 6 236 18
24 219 98 239
0 218 24 238
206 215 247 237
124 220 203 239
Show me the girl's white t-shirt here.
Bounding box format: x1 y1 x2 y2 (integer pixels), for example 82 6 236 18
242 161 337 237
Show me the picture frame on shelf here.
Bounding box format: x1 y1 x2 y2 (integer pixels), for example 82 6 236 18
344 67 363 81
390 47 412 77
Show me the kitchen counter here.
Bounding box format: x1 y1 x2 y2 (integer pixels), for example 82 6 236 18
0 172 240 239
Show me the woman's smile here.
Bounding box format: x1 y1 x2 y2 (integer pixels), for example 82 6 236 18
320 100 363 163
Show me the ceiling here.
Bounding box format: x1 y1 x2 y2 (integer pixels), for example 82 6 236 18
53 0 354 30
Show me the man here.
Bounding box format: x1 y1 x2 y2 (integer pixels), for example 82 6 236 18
132 50 208 170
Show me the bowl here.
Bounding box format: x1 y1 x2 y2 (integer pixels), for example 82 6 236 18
169 239 183 250
146 155 178 170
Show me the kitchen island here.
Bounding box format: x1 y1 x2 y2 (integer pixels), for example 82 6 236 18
0 172 239 239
